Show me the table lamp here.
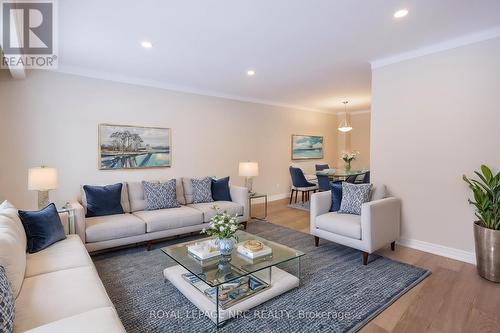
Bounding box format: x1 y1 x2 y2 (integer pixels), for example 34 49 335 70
28 166 58 209
239 162 259 194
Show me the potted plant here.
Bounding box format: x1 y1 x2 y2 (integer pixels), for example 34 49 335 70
463 165 500 282
341 151 359 171
201 208 242 256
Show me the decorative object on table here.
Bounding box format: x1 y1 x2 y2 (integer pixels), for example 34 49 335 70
338 100 353 132
82 183 124 217
340 151 359 171
338 182 372 215
143 180 179 210
0 266 15 333
18 203 66 253
463 165 500 282
211 176 232 201
201 208 242 256
237 240 272 259
191 177 214 204
28 166 58 209
249 193 268 220
291 134 324 160
238 162 259 194
187 239 220 261
98 124 171 170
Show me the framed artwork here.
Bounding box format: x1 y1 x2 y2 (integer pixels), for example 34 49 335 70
98 124 171 170
291 134 324 160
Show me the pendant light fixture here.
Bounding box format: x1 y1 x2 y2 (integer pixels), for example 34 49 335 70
338 101 353 133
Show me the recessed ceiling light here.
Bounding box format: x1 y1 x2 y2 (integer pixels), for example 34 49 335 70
247 70 255 76
394 9 408 18
141 41 153 49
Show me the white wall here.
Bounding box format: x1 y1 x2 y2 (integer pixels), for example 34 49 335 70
0 70 337 209
371 37 500 256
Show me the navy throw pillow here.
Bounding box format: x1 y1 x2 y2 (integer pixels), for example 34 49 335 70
329 182 343 212
211 177 232 201
18 203 66 253
83 183 124 217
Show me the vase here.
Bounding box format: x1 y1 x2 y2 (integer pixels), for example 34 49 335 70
474 222 500 282
216 238 234 256
344 161 351 172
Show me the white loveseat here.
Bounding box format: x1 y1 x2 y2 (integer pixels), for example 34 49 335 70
310 185 401 265
71 179 249 253
0 201 125 333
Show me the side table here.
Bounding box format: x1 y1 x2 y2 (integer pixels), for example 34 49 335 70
58 204 76 235
249 193 268 221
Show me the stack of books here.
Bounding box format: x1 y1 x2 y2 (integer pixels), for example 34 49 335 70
237 240 272 259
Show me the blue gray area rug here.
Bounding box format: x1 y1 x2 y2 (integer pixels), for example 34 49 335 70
287 201 310 211
92 221 430 333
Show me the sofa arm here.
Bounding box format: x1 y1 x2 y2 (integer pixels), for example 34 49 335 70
70 201 86 243
230 186 249 222
361 197 401 253
310 191 332 232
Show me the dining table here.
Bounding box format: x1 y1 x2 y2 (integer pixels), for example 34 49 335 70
316 168 368 181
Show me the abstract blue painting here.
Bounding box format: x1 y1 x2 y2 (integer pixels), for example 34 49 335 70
291 135 324 160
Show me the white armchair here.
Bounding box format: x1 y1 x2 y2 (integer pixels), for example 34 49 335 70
310 188 401 265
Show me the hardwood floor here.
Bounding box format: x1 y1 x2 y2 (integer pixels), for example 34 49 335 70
249 198 500 333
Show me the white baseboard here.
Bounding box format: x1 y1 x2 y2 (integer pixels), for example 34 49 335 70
397 238 476 265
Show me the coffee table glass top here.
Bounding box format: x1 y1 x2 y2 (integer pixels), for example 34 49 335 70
161 230 304 287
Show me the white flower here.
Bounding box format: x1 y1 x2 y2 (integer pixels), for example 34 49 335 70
230 225 237 231
219 226 225 232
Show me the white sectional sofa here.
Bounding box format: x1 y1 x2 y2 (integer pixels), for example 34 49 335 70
0 201 125 333
72 179 249 253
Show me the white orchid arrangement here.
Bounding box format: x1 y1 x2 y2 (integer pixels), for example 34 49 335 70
341 151 359 163
201 207 242 240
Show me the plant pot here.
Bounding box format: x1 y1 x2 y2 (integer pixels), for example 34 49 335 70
474 221 500 283
215 238 234 256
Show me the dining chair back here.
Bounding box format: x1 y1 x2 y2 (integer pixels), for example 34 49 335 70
317 174 331 191
315 164 330 171
362 171 370 183
345 174 358 183
289 166 315 187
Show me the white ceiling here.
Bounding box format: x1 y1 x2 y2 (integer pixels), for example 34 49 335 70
57 0 500 113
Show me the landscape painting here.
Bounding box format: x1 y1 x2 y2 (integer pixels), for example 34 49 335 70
291 135 324 160
99 124 171 169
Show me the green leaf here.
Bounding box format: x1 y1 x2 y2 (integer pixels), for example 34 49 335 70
481 165 493 183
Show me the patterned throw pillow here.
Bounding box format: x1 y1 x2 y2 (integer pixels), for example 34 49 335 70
143 180 180 210
192 177 214 204
338 183 372 215
0 266 14 333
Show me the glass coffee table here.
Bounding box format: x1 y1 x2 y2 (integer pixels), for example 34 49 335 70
162 230 304 326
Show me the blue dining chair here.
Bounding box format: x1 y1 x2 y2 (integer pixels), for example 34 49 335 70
317 174 332 192
315 164 330 171
362 171 370 183
289 166 318 204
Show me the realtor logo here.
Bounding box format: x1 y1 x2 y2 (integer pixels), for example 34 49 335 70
1 0 57 69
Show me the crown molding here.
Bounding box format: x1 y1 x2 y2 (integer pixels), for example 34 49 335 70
55 64 335 115
335 109 371 116
371 25 500 69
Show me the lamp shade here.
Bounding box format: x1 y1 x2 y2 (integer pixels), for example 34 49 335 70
28 167 58 191
239 162 259 177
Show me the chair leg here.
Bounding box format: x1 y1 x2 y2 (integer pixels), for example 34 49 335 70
314 236 319 247
301 191 304 203
391 241 396 251
295 190 298 203
289 190 294 205
146 240 153 251
362 252 369 265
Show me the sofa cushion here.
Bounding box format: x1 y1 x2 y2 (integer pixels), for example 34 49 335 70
211 177 232 201
14 266 113 332
25 235 93 278
0 201 27 247
23 307 125 333
19 203 66 253
133 206 203 233
0 207 26 299
0 266 15 333
192 177 214 204
81 183 130 214
128 180 185 212
315 212 361 240
85 214 145 243
143 180 179 210
181 178 194 204
83 184 124 218
188 201 244 223
338 183 372 215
